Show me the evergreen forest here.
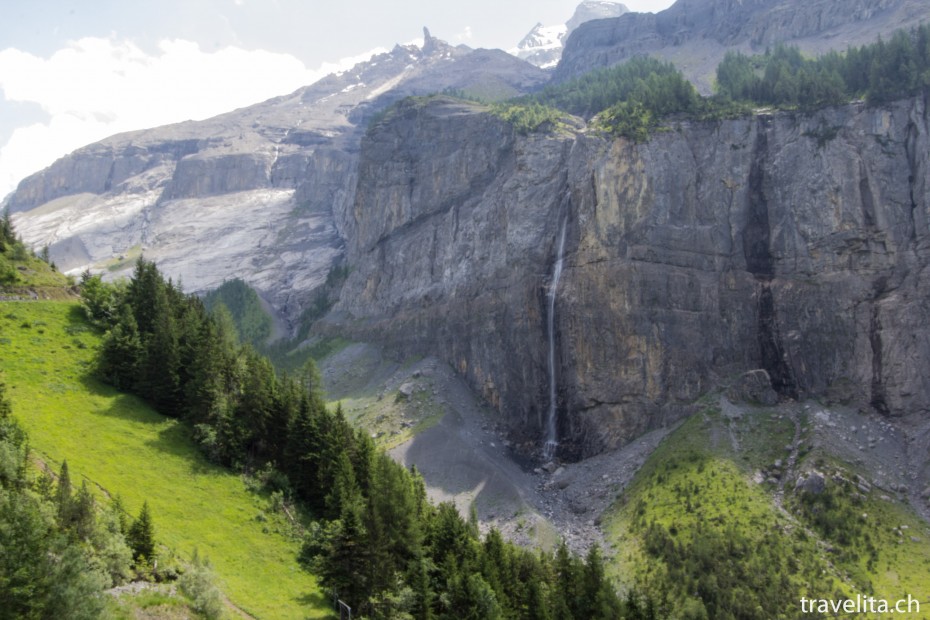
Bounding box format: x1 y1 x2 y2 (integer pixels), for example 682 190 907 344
82 258 646 619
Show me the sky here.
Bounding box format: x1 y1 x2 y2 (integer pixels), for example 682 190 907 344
0 0 676 200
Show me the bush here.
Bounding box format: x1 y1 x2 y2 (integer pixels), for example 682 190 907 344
180 551 224 620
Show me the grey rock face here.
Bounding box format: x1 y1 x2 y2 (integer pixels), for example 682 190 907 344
333 94 930 459
6 37 547 326
555 0 930 92
565 1 630 34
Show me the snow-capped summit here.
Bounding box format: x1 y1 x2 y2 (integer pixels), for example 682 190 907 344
511 23 568 69
510 1 628 69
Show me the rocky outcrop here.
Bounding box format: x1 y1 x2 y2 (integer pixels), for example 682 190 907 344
333 94 930 459
555 0 930 92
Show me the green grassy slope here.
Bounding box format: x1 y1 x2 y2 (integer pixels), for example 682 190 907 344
0 301 329 619
603 404 930 620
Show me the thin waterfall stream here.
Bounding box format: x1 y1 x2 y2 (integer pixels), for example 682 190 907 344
543 217 568 460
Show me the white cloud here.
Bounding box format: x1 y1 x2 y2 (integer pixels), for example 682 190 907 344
320 46 388 76
455 26 474 42
0 37 383 200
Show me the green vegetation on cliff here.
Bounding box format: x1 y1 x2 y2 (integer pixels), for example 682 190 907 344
603 405 930 620
487 25 930 141
716 25 930 108
0 208 74 295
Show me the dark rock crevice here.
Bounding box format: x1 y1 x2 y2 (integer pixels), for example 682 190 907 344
757 284 799 399
103 159 116 192
905 120 920 244
744 120 798 399
742 122 774 277
859 161 878 228
870 277 891 415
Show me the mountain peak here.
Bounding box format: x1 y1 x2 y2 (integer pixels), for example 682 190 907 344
510 1 628 69
566 0 631 32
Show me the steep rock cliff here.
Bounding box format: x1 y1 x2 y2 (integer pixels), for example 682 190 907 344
333 94 930 459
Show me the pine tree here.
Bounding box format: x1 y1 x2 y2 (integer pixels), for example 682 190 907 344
99 304 142 390
56 460 73 526
408 555 435 620
0 380 11 420
127 501 156 564
318 486 370 610
71 481 97 542
138 282 181 410
553 541 581 619
110 493 130 536
581 544 621 619
0 208 13 250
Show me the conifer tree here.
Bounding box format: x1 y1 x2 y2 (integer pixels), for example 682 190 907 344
128 501 156 564
110 493 130 536
99 304 142 390
56 460 73 525
71 481 97 542
138 282 181 409
0 380 11 420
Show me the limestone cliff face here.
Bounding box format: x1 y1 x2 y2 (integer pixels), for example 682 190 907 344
334 98 577 445
335 94 930 458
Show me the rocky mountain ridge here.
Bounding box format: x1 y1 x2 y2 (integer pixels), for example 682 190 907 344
555 0 930 92
6 31 547 320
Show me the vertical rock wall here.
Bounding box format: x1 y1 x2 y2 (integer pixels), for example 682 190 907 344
337 95 930 458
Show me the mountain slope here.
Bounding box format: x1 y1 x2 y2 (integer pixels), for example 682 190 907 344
5 32 547 328
602 400 930 619
0 300 328 619
555 0 930 91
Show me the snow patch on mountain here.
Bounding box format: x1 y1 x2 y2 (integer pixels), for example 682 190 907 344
509 1 628 69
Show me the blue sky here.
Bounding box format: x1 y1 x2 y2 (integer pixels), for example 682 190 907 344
0 0 675 198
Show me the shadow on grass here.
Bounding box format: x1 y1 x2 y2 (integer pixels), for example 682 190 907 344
296 589 334 620
65 303 90 326
76 372 166 423
72 365 220 477
147 422 219 477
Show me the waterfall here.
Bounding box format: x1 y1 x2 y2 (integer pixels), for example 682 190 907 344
543 217 568 460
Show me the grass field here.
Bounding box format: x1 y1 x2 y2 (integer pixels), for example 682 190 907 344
0 300 331 620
